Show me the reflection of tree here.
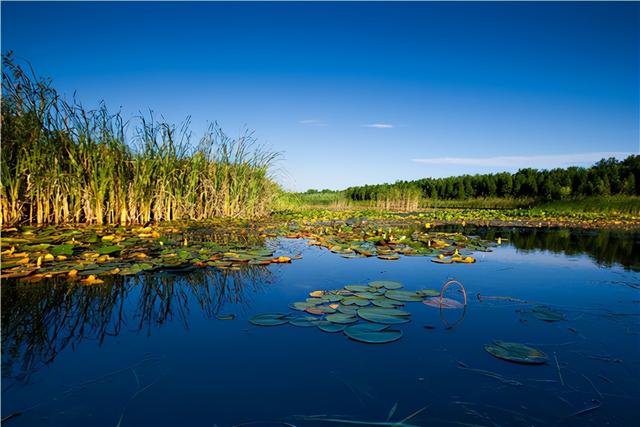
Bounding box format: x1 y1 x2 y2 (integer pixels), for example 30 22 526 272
433 225 639 271
1 267 272 383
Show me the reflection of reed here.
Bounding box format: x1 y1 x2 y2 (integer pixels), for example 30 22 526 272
1 266 272 383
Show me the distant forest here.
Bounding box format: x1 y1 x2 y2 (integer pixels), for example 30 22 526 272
305 155 640 202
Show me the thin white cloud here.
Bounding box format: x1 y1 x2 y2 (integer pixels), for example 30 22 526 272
411 152 635 169
362 123 393 129
299 119 327 127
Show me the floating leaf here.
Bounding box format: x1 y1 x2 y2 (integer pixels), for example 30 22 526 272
97 245 122 255
305 305 336 315
316 321 346 333
50 244 74 256
353 292 378 300
216 314 235 320
345 284 370 292
337 305 359 315
289 316 322 327
326 313 358 324
369 280 403 290
357 307 411 325
344 323 403 344
484 341 548 364
372 297 404 308
385 290 422 302
290 302 314 311
416 289 440 297
377 254 400 261
341 296 370 306
250 313 289 326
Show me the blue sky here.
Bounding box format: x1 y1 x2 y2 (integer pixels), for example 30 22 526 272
2 1 639 191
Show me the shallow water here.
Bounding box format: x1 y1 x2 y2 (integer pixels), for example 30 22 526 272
2 227 639 426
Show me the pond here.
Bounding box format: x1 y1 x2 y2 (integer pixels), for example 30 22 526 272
2 226 639 426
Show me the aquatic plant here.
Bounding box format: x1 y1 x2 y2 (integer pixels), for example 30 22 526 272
249 280 467 344
1 53 279 226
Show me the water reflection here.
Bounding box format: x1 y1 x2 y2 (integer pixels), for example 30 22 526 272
433 225 640 271
1 267 273 384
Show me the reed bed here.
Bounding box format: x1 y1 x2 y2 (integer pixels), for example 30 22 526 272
1 54 279 226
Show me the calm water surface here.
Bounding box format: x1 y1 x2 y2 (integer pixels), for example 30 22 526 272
2 227 639 426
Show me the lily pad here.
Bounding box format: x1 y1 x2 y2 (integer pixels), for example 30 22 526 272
357 307 411 325
341 296 371 306
326 313 358 324
250 313 289 326
372 297 404 308
337 305 359 315
289 316 322 327
316 321 346 333
416 289 440 297
50 244 74 256
484 341 548 364
97 245 122 255
344 284 370 292
369 280 403 290
385 290 422 302
344 323 403 344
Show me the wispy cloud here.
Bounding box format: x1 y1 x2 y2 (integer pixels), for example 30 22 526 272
411 152 635 169
299 119 327 127
362 123 393 129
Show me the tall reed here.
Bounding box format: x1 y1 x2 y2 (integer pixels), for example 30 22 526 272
1 53 279 226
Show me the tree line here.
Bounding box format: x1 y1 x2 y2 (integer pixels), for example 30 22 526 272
335 156 639 202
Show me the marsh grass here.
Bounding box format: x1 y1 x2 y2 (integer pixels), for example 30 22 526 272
1 54 279 226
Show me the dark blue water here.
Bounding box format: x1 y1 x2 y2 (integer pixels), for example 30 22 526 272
2 228 639 426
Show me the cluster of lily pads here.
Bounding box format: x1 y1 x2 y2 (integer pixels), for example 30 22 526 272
249 280 448 344
0 224 294 283
264 223 494 263
0 220 491 284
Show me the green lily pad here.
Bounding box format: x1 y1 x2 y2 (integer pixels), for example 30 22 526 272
369 280 402 290
385 290 422 302
97 245 122 255
341 296 370 306
316 321 346 333
371 297 404 308
289 316 322 327
290 302 314 311
344 284 370 292
353 292 378 300
344 323 403 344
357 307 411 325
484 341 548 364
320 294 343 302
337 305 359 315
326 313 358 324
532 306 565 322
250 313 289 326
416 289 440 297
